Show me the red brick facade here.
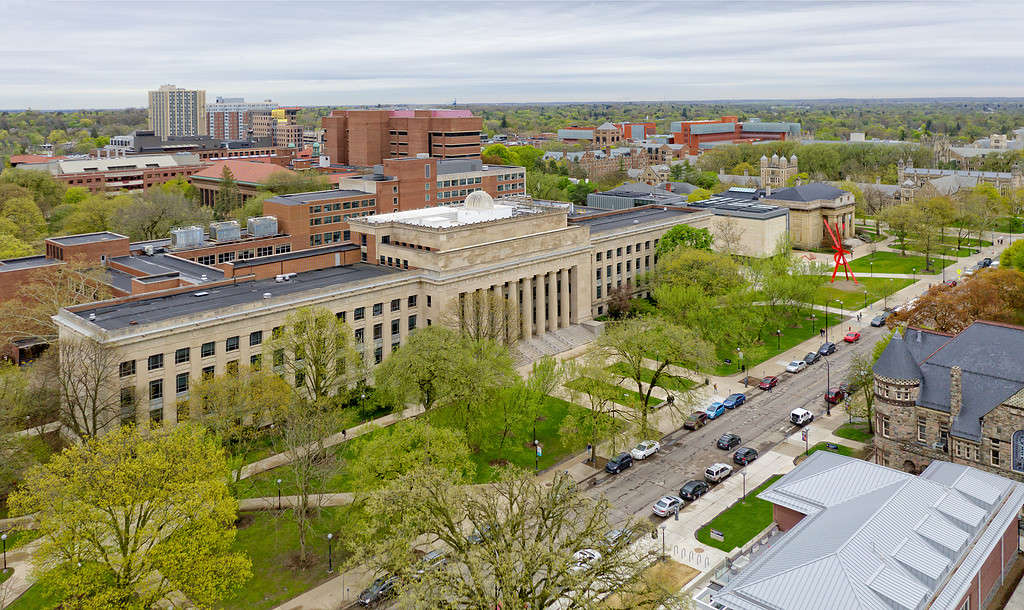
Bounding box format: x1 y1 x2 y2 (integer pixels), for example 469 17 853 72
322 109 482 166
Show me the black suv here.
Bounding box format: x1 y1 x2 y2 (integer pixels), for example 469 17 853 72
803 351 821 365
679 480 710 501
605 452 633 474
358 575 399 606
733 447 759 465
871 311 892 327
818 342 837 356
717 433 741 450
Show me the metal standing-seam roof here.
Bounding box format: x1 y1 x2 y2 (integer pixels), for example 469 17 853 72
711 452 1024 610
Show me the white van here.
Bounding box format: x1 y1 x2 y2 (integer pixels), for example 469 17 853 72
790 408 813 426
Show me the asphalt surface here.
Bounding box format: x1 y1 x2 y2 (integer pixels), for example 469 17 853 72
587 321 890 525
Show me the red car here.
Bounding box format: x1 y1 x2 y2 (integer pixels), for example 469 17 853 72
825 387 847 404
843 332 861 343
758 376 779 390
944 280 957 287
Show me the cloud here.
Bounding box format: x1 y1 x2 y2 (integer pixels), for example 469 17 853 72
2 1 1022 108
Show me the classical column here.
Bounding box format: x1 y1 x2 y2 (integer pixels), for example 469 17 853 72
508 279 520 339
522 275 533 338
559 268 570 328
535 273 547 335
569 265 579 323
547 271 558 332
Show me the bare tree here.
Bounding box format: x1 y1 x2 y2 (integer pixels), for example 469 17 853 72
561 353 634 460
445 290 520 347
0 260 112 345
712 215 748 256
47 338 121 439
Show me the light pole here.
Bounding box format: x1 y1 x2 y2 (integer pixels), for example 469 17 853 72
863 290 868 310
823 355 832 416
870 261 873 278
775 329 781 351
811 314 816 334
660 525 667 561
276 478 282 510
824 301 830 341
912 267 917 281
741 471 748 500
326 533 334 573
1 532 6 572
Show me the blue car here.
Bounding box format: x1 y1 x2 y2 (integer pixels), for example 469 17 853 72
704 402 726 420
722 393 746 409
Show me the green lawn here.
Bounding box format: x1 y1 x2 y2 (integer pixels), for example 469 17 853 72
0 569 9 586
805 441 860 458
811 276 915 311
708 312 821 376
696 475 782 552
833 422 873 443
565 377 663 410
5 578 64 610
234 395 610 498
847 251 953 274
993 217 1023 234
1 529 41 551
606 362 696 394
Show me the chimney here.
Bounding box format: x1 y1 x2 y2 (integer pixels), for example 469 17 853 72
949 366 962 421
766 184 773 198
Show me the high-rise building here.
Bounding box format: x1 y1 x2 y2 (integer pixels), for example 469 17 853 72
147 85 207 138
206 97 275 140
252 107 304 148
322 109 482 166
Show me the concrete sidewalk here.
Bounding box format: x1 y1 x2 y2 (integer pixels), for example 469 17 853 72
1 539 43 606
237 492 355 513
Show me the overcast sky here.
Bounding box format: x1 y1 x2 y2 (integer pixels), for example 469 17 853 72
2 1 1023 109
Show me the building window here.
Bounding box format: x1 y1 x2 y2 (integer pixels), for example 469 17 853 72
119 360 136 377
148 354 163 371
149 379 163 401
201 342 215 358
596 286 602 298
176 373 189 395
408 295 417 308
226 336 239 352
354 307 365 321
596 252 602 262
250 354 262 370
391 319 400 336
373 303 383 316
881 415 891 438
202 365 215 379
917 418 927 442
354 328 365 343
391 298 401 312
596 269 601 280
373 323 383 340
991 439 1001 466
408 315 417 330
374 346 383 364
616 247 622 257
250 331 263 346
175 347 190 364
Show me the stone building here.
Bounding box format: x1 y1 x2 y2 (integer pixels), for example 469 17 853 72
759 153 798 189
897 158 1023 199
872 321 1024 481
761 183 855 250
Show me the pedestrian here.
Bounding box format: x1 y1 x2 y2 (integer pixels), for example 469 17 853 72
857 312 862 322
713 383 718 392
342 428 347 440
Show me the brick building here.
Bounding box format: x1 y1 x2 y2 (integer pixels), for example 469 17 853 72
873 321 1024 482
670 116 801 155
253 108 304 149
698 451 1024 610
15 153 206 193
322 109 483 166
189 159 297 207
205 97 275 140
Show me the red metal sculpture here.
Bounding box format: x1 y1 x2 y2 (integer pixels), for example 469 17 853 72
825 218 856 283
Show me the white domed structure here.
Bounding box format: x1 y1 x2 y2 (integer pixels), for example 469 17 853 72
464 190 495 210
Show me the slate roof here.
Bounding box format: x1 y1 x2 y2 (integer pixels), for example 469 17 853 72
713 452 1024 610
767 182 846 202
872 330 921 381
874 322 1024 441
928 174 978 195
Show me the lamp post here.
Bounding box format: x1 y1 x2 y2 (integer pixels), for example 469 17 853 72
741 470 748 500
870 261 873 278
2 532 6 572
775 329 781 351
276 478 282 510
810 314 816 334
863 290 868 310
660 525 667 561
326 533 334 573
823 355 832 416
912 267 917 281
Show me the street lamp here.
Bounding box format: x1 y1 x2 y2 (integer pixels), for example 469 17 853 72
1 532 6 572
775 329 782 351
660 525 667 561
863 290 868 310
810 314 816 334
870 261 873 278
822 355 832 416
912 267 917 281
326 533 334 573
276 478 283 510
741 471 748 500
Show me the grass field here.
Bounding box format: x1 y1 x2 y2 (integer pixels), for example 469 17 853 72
708 311 821 377
804 441 861 459
565 377 663 410
992 217 1023 234
602 559 700 609
606 362 696 394
5 579 63 610
811 277 915 311
695 475 782 552
833 422 873 443
847 251 953 274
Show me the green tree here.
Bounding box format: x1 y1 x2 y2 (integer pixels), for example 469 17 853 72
668 164 685 181
10 424 252 608
655 224 713 255
267 306 364 406
263 170 330 195
114 189 214 241
1000 239 1024 270
879 202 919 255
214 166 241 218
0 232 34 258
560 354 631 460
59 193 132 235
687 188 712 202
349 420 476 491
846 354 877 434
495 356 562 452
1 195 46 240
910 196 953 270
0 167 66 213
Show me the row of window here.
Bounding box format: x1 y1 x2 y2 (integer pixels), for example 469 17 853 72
496 183 525 192
436 177 483 188
121 332 267 377
311 200 373 213
438 187 482 200
380 256 409 269
192 244 290 266
310 231 350 247
595 240 655 263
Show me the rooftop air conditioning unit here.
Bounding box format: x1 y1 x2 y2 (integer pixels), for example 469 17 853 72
247 216 278 238
209 220 241 242
169 225 203 249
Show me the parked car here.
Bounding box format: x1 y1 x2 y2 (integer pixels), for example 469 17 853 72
785 360 807 373
704 462 733 483
679 480 710 501
683 411 708 430
944 279 958 287
870 311 892 327
825 387 847 404
704 401 726 420
569 549 602 572
790 407 813 426
818 342 837 356
605 452 633 474
604 527 637 549
733 447 759 466
630 440 660 461
843 331 861 343
758 376 780 390
415 550 447 577
981 257 993 267
358 575 399 606
839 381 858 395
803 351 821 365
652 495 684 517
722 393 746 409
467 523 495 545
717 433 741 450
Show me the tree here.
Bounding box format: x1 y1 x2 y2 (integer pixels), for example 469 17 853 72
267 306 364 406
910 197 953 270
263 171 330 195
348 420 476 491
560 354 632 461
445 290 520 347
649 247 745 297
44 338 122 439
496 356 562 452
712 215 748 255
655 224 713 255
889 268 1024 333
1000 239 1024 270
113 189 213 241
0 259 112 345
600 317 712 436
189 367 293 481
214 166 241 218
606 282 634 319
0 232 34 258
9 424 252 608
0 361 58 508
0 167 66 213
1 195 46 240
687 188 712 202
58 193 132 235
357 467 682 609
845 354 876 434
879 202 919 255
668 163 685 181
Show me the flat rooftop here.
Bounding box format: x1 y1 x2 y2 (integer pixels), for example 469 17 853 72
0 255 61 272
570 206 703 234
231 244 358 269
74 263 399 331
689 193 789 219
48 231 127 246
357 199 539 229
265 189 373 205
109 253 224 283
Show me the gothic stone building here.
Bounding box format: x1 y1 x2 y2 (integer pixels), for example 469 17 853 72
873 321 1024 481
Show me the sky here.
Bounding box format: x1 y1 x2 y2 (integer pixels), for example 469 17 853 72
2 0 1024 109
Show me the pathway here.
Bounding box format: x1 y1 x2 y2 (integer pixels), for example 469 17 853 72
0 539 43 606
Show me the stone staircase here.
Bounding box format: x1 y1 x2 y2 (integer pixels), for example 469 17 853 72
514 323 602 365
